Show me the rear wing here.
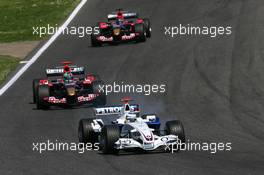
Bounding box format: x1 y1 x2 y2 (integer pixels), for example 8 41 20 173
94 104 139 115
107 12 138 21
46 66 85 77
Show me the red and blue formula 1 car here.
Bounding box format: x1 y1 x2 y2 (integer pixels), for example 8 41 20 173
32 61 106 109
91 9 151 46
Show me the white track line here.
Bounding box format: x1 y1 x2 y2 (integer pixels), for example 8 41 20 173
19 61 29 64
0 0 87 96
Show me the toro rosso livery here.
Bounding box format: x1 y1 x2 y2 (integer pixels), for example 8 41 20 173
32 61 106 109
91 9 151 46
78 98 185 154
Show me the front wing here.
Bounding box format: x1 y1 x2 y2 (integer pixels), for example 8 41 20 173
43 94 99 104
96 33 137 43
114 135 179 151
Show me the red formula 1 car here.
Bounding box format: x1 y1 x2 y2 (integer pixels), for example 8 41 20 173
91 9 151 46
32 62 106 109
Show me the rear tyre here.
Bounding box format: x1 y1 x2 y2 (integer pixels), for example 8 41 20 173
87 74 101 81
134 23 146 42
36 85 50 110
78 118 97 144
92 80 106 106
100 125 120 154
32 79 40 103
165 120 185 151
143 18 151 38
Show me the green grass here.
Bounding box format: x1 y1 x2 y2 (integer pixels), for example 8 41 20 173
0 0 80 42
0 55 20 84
0 0 81 85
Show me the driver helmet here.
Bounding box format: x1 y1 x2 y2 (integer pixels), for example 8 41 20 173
125 113 137 122
116 11 124 25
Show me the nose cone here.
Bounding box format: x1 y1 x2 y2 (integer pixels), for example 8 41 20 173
67 87 76 96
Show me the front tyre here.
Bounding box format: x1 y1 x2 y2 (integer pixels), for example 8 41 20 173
143 18 151 38
134 23 146 42
78 118 97 144
100 125 120 154
32 79 40 103
165 120 185 151
91 33 102 47
36 85 50 110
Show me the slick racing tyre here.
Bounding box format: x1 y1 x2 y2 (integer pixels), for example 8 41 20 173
36 85 50 110
91 33 101 47
135 23 146 42
165 120 185 151
92 80 106 106
91 26 102 47
165 120 185 143
78 118 97 144
32 79 40 103
88 74 101 81
143 18 151 38
100 125 120 154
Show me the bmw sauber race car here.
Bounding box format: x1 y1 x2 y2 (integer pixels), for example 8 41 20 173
91 9 151 46
78 98 185 154
32 61 106 109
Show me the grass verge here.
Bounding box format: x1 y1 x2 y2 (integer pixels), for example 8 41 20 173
0 55 20 85
0 0 81 86
0 0 80 42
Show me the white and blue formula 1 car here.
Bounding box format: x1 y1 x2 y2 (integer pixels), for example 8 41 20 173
78 98 185 154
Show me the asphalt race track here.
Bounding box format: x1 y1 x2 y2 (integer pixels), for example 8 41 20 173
0 0 264 174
